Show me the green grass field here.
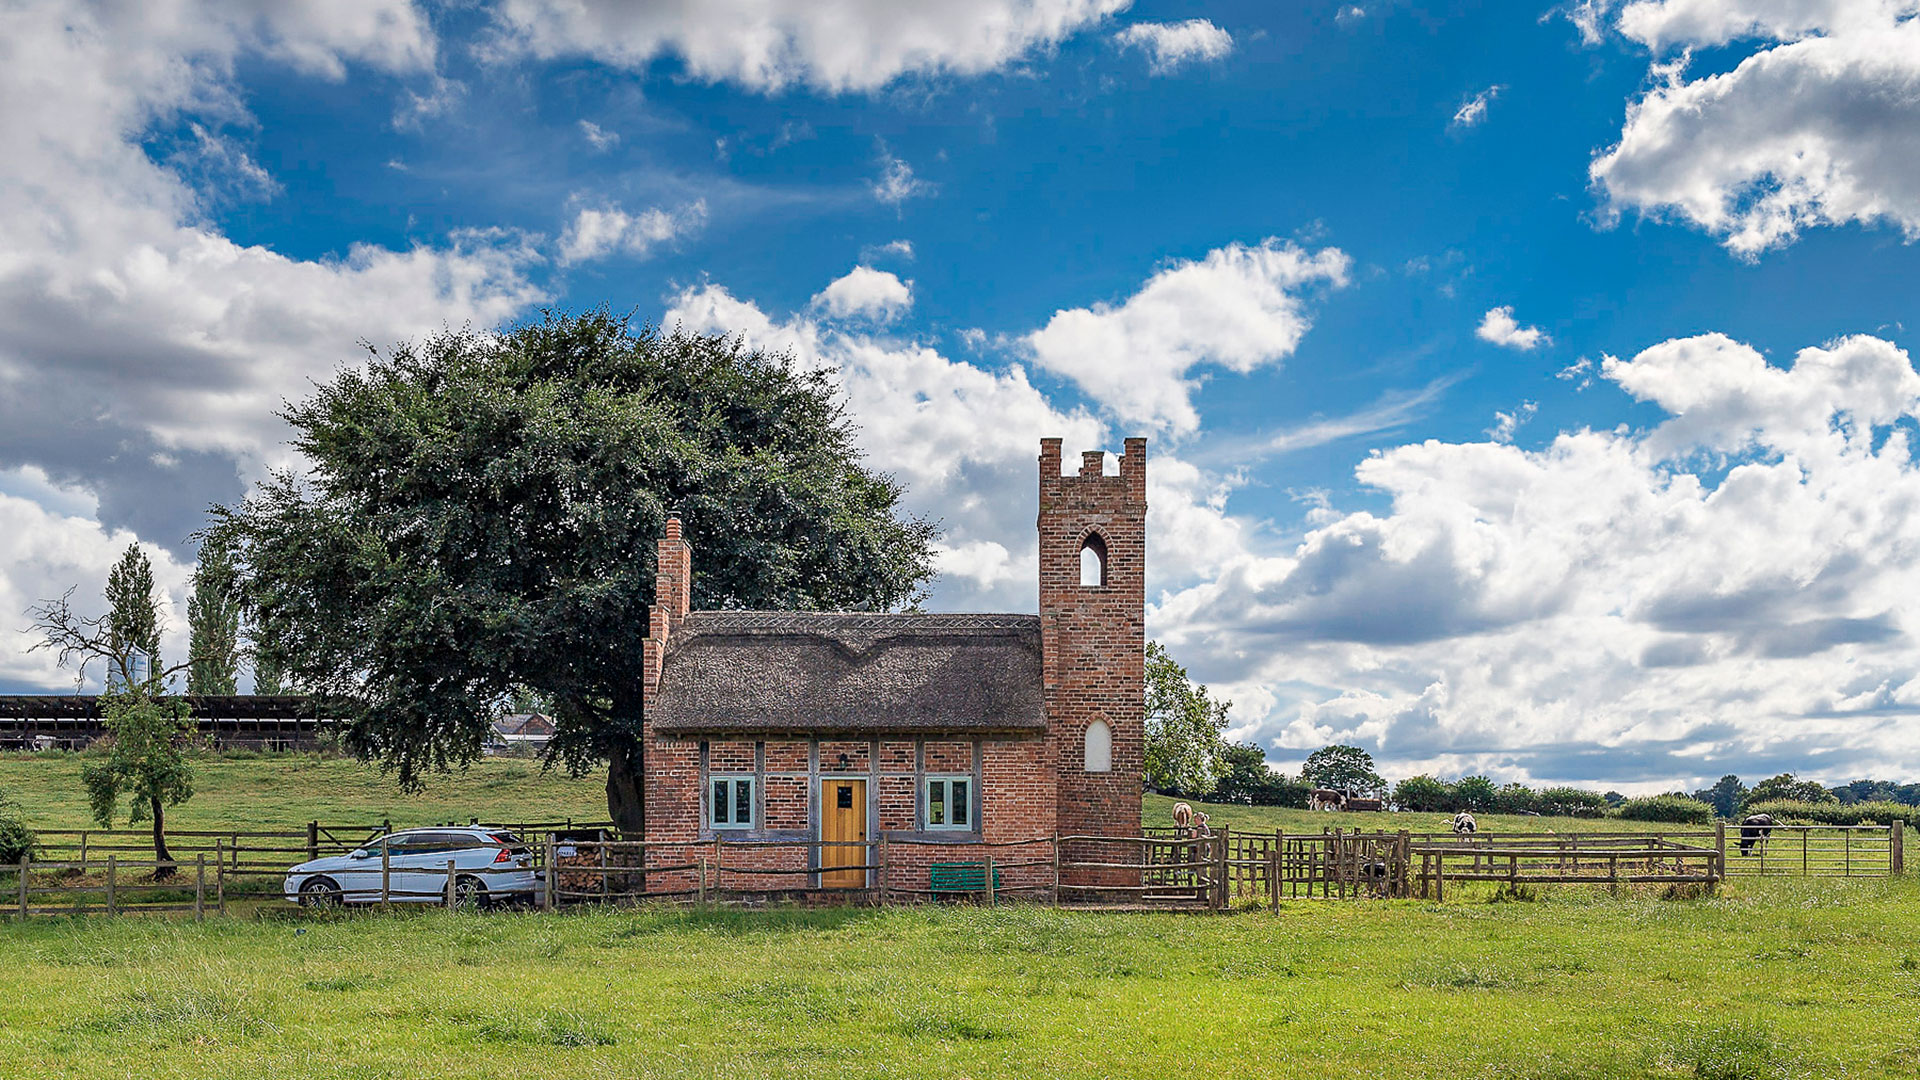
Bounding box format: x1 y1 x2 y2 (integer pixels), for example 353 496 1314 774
1 880 1916 1079
3 753 1915 1079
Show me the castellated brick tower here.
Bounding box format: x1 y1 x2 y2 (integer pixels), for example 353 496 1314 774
1039 437 1146 838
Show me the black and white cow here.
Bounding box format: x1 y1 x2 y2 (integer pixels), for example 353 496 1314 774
1738 813 1776 856
1451 810 1478 837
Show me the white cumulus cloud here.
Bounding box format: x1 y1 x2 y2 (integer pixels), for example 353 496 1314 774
1591 1 1920 256
558 199 708 264
1477 306 1550 350
1152 331 1920 790
1024 240 1350 437
1112 19 1235 74
811 266 913 322
487 0 1133 93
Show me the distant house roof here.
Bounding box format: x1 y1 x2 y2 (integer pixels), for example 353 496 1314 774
651 612 1045 735
493 713 555 738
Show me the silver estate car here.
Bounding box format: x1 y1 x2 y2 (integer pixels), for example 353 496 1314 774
283 827 538 907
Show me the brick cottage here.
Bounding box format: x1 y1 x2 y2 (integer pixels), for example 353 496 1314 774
635 438 1147 893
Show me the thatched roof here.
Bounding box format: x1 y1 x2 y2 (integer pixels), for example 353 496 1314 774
651 612 1044 735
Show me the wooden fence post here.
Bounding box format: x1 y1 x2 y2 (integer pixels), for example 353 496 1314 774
17 856 27 918
599 841 609 902
1405 826 1420 895
1214 830 1229 910
1893 820 1905 876
215 838 225 916
877 834 889 905
79 830 88 870
1268 843 1281 914
445 859 457 908
714 839 725 898
107 855 116 916
542 836 556 910
1051 833 1061 907
984 854 996 908
381 846 391 910
194 854 205 921
698 856 708 905
307 820 320 863
1714 821 1726 885
1434 850 1443 903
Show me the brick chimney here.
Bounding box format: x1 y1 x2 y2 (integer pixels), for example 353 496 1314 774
642 517 692 700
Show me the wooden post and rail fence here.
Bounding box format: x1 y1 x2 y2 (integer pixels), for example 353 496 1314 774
4 818 1905 917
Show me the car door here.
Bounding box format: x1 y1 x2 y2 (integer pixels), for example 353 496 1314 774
335 835 386 902
385 832 447 901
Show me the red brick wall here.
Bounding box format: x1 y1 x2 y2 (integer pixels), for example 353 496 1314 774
1038 438 1146 840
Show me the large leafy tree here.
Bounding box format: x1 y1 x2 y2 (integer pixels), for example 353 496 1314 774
1143 641 1232 796
214 312 936 831
1300 744 1387 799
30 544 196 872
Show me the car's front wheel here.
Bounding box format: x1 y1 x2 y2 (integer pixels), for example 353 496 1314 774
299 876 343 908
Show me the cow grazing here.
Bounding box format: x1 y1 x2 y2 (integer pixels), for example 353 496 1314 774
1309 788 1346 812
1738 813 1775 856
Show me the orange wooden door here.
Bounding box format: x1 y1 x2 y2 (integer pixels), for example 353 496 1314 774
820 779 868 888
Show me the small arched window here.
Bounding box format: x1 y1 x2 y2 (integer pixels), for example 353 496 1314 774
1083 720 1112 773
1079 533 1107 587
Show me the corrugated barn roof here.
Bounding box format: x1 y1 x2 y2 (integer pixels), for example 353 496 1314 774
650 611 1044 735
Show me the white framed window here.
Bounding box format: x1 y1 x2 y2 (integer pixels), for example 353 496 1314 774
1084 720 1112 773
925 775 972 830
710 776 755 830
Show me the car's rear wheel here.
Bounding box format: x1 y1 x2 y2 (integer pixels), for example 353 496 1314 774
452 875 488 910
299 876 342 908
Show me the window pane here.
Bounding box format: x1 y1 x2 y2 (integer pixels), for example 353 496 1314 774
929 780 945 826
952 780 970 827
735 779 752 826
713 780 729 825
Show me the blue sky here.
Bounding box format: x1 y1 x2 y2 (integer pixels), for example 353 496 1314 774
4 0 1920 792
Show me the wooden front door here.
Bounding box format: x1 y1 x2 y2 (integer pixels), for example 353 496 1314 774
819 778 868 888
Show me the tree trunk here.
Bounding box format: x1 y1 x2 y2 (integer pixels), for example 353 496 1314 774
151 796 175 880
606 736 645 838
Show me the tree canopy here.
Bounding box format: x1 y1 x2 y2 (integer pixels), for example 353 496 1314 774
187 535 241 695
1143 641 1232 796
214 312 937 830
1301 744 1387 798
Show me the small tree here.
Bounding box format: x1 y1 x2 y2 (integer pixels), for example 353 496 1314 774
0 789 36 866
1143 641 1232 796
1693 774 1748 818
1212 742 1308 807
30 544 196 874
1301 744 1387 798
1745 773 1836 808
187 536 241 695
1392 774 1452 812
1451 775 1497 810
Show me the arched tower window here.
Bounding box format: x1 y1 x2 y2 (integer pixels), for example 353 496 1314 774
1083 720 1112 773
1079 532 1107 587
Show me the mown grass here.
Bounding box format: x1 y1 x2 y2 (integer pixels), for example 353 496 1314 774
0 751 610 832
2 877 1918 1079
